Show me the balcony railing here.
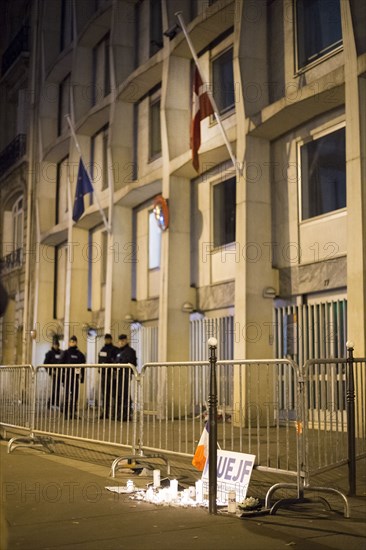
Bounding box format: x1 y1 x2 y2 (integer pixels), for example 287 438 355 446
0 248 23 274
0 134 27 175
1 25 29 76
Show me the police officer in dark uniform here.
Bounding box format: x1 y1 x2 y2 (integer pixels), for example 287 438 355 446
44 336 62 408
114 334 137 421
60 335 85 419
98 333 117 419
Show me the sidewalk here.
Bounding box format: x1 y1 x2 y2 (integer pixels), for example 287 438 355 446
1 440 365 550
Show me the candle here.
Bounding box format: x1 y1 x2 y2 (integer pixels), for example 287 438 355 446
195 480 203 503
228 490 236 513
170 479 178 499
153 469 161 488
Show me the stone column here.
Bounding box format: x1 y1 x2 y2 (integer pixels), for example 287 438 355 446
158 54 193 362
110 204 133 338
341 2 366 439
341 1 366 357
232 0 276 424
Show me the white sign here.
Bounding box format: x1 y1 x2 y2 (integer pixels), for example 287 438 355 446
201 450 255 503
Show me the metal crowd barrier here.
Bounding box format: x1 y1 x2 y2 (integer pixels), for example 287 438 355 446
0 364 33 434
137 360 300 475
2 353 363 517
5 364 139 454
302 356 366 488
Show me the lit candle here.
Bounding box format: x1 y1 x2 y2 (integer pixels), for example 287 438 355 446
195 480 203 503
153 469 161 488
228 490 236 513
170 479 178 499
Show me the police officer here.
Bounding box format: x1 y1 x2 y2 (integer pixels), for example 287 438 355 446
98 333 117 419
114 334 137 421
44 336 62 408
60 335 85 419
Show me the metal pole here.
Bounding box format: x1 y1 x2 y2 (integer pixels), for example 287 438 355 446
65 115 111 234
346 341 356 496
175 11 240 172
208 337 218 514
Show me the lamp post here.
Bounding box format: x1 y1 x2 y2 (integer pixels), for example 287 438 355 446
346 341 356 496
208 337 218 514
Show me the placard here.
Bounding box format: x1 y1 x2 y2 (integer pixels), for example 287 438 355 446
201 450 255 503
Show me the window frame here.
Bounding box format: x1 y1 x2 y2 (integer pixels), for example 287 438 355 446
90 124 109 193
56 156 69 225
92 33 111 106
53 241 68 320
148 209 162 271
11 195 24 253
57 73 71 137
212 176 236 249
210 41 235 118
60 0 73 52
148 88 162 162
149 0 163 57
294 0 343 74
87 225 107 312
298 121 346 223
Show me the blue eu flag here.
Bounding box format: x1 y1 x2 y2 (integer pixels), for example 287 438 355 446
72 159 94 222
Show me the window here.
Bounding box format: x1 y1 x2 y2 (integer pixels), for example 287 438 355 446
213 177 236 247
212 47 235 115
149 91 161 160
58 74 71 136
296 0 342 69
149 211 161 269
91 125 109 192
11 196 24 253
300 127 346 220
60 0 73 51
87 227 106 311
54 243 67 319
56 157 69 224
92 34 111 106
95 0 109 10
1 195 23 263
101 231 108 285
150 0 163 56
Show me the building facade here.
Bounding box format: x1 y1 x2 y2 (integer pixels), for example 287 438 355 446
0 0 365 369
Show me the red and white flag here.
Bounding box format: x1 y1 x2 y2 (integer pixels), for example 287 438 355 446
192 423 209 471
190 68 214 172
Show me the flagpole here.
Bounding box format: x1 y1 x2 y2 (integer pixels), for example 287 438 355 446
66 115 111 234
64 174 73 346
175 11 240 172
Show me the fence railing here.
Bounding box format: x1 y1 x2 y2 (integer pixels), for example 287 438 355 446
32 364 139 451
1 351 365 516
0 365 33 431
138 360 300 476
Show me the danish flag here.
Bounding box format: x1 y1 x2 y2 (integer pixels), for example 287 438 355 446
190 68 214 172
